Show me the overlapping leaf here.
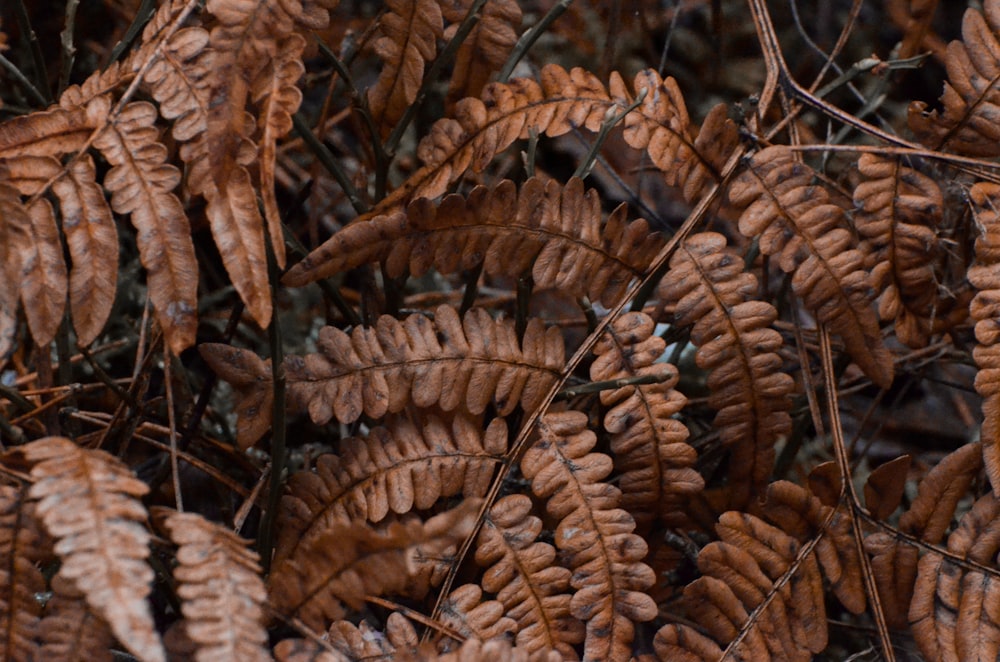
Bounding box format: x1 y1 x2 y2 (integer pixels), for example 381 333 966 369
283 177 665 307
659 232 793 508
728 145 894 388
202 305 563 447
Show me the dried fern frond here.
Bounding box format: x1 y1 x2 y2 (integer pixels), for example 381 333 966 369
660 479 867 661
283 177 665 308
269 500 481 631
16 437 164 662
203 305 563 447
728 145 894 388
435 583 517 650
442 0 522 110
0 166 33 360
659 232 793 508
91 97 199 356
276 415 506 565
367 0 443 138
909 489 1000 661
37 576 114 662
388 64 626 204
589 312 701 527
854 154 964 347
616 70 740 206
474 494 584 657
866 443 983 629
0 484 45 661
325 612 421 660
521 411 657 661
970 182 1000 494
153 508 269 662
908 1 1000 156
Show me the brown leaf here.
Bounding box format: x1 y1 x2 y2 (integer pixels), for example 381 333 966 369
864 455 912 521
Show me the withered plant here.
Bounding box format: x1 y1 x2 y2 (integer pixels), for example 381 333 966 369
0 0 998 660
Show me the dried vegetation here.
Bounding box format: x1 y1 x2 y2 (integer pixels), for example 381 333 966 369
0 0 999 659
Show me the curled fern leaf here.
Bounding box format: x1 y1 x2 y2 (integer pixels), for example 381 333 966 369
442 0 522 109
589 312 701 527
269 500 481 631
17 437 164 662
91 97 198 355
276 415 506 564
521 411 657 661
728 145 893 388
659 232 793 508
284 177 665 308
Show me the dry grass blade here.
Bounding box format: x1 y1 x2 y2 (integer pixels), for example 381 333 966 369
17 437 164 662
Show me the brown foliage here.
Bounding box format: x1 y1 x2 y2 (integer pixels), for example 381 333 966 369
3 0 1000 660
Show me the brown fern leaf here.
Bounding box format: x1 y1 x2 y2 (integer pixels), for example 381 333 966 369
203 305 563 446
589 311 701 528
5 154 117 348
664 510 828 661
37 576 114 662
0 165 31 359
326 612 421 660
269 500 480 631
474 494 584 657
275 415 506 565
0 104 96 159
442 0 522 109
438 637 562 662
728 145 894 388
659 232 794 508
970 182 1000 494
0 484 45 662
395 63 626 203
283 177 665 308
908 1 1000 156
90 97 198 356
436 584 517 651
253 33 305 269
854 154 962 347
521 411 657 661
2 156 67 350
368 0 443 138
16 437 164 662
153 508 269 662
760 481 865 615
910 490 1000 661
615 70 740 205
196 344 273 449
866 443 983 629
